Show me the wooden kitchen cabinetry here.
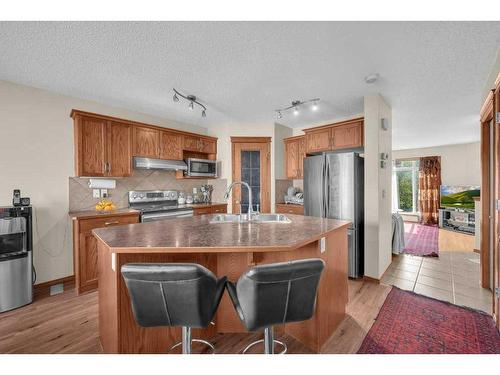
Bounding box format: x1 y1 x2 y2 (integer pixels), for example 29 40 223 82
71 110 218 178
71 211 139 295
193 204 227 216
304 117 364 154
284 135 306 179
133 126 159 158
72 113 132 177
276 203 304 215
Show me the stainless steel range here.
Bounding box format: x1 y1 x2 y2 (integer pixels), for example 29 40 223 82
128 190 194 222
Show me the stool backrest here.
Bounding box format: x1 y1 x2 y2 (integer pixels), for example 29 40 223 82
236 258 325 331
121 263 218 328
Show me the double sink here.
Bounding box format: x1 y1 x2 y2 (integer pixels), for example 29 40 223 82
210 213 291 223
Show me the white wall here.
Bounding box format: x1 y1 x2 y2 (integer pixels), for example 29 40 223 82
364 94 392 280
393 142 481 187
206 122 276 213
274 123 293 180
0 80 206 284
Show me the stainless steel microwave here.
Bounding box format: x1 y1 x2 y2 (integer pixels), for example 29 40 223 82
185 158 218 177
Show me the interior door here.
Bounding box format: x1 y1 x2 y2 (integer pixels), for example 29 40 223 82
494 81 500 329
231 138 271 214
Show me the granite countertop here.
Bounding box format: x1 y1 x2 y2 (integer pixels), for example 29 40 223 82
92 214 351 254
69 208 140 220
69 203 227 220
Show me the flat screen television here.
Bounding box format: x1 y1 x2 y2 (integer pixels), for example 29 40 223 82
440 185 480 210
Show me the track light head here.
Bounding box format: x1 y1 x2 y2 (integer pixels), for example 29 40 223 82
312 101 318 111
189 101 194 110
277 111 282 119
293 106 299 116
202 110 206 117
173 93 179 102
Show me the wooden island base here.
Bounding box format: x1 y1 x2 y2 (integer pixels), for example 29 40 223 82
97 223 348 354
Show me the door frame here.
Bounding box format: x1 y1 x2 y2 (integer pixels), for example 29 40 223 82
481 72 500 330
230 137 271 214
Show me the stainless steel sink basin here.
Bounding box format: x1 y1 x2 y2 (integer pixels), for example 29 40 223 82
209 213 291 223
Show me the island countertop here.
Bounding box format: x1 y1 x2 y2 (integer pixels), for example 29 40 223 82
92 214 350 253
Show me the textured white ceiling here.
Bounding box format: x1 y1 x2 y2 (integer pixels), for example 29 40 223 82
0 21 499 149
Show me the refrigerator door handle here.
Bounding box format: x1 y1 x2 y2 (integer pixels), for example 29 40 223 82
324 157 330 218
322 156 328 218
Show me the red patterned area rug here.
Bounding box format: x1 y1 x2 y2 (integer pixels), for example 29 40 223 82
404 222 439 257
357 288 500 354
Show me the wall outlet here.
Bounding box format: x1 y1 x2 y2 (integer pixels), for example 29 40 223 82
93 189 101 198
320 237 326 253
101 189 108 198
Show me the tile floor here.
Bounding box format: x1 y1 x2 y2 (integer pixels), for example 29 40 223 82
380 251 493 313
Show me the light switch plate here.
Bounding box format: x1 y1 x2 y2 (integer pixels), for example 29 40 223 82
320 237 326 253
93 189 101 198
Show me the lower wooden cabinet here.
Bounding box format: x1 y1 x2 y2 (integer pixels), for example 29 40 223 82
72 212 139 295
193 204 227 216
276 203 304 215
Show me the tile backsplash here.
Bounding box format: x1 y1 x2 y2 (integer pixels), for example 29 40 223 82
69 170 227 212
275 179 293 204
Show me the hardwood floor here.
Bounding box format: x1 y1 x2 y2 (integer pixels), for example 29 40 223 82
0 279 390 354
438 228 475 252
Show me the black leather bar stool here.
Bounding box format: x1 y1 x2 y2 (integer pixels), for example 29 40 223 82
227 258 325 354
121 263 226 354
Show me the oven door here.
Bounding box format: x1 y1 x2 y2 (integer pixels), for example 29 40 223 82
186 158 217 177
141 209 194 222
0 217 27 261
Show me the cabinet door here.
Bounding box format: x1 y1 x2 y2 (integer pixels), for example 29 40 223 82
331 122 363 150
78 116 107 176
133 126 159 158
305 128 332 153
107 121 132 177
285 139 299 179
159 131 183 160
194 207 212 216
183 135 202 152
200 139 216 154
212 205 227 214
297 137 306 178
78 231 99 292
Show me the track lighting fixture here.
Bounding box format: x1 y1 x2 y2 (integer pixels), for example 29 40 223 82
275 98 320 120
172 88 207 118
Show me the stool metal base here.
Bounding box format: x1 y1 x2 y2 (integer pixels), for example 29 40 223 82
169 327 215 354
242 327 287 354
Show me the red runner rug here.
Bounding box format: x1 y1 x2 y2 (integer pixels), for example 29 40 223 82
358 288 500 354
404 222 439 257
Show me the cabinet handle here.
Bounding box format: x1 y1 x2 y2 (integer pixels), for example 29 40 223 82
104 221 120 225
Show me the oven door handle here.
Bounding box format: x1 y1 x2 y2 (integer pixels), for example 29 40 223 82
141 210 194 222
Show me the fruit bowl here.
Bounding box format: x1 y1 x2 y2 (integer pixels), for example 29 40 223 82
95 199 117 212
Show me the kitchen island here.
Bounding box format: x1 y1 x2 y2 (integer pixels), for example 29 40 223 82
93 214 350 354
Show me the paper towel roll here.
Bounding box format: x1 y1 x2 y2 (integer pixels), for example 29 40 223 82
88 178 116 189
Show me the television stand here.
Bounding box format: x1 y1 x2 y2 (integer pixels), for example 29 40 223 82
438 208 475 235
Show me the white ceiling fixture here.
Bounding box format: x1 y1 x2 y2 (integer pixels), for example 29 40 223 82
364 73 380 84
0 22 499 149
172 88 206 117
275 98 320 120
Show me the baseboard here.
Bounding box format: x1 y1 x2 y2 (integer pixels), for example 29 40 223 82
363 275 380 284
34 275 75 294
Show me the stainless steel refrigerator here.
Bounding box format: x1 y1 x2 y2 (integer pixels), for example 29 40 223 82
304 152 364 278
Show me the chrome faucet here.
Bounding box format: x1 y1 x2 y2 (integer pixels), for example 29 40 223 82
223 181 257 220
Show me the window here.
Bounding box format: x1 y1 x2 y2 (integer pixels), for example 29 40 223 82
393 159 419 213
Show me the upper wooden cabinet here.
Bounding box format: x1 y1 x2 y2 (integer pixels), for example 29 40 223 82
73 114 131 177
305 128 331 153
133 126 159 158
107 122 132 177
304 118 364 154
159 131 183 160
71 110 218 177
331 121 363 150
284 135 306 179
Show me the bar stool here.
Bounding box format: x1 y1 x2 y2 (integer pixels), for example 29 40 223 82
227 258 325 354
121 263 226 354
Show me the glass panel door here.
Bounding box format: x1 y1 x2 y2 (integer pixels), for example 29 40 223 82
240 150 261 213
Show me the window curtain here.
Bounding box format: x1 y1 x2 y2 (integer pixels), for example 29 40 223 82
418 156 441 225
